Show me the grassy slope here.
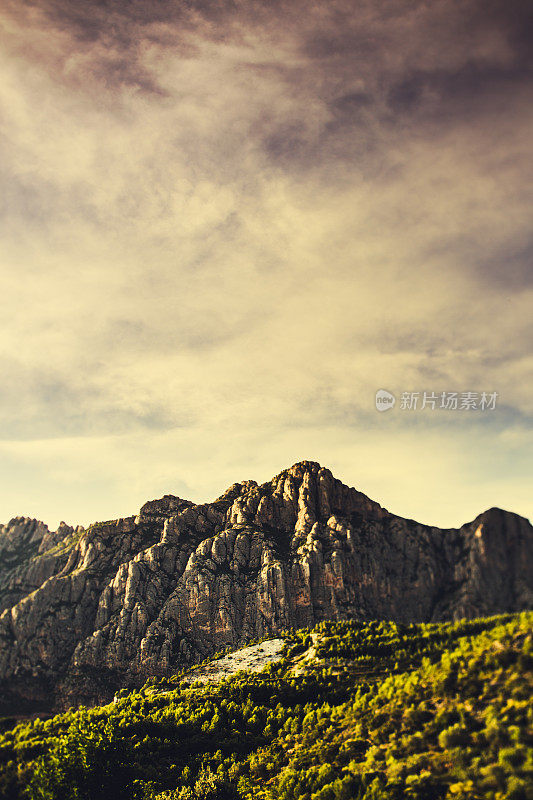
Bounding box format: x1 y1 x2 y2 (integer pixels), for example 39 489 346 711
0 613 531 800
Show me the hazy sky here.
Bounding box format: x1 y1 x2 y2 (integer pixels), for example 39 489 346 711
0 0 532 530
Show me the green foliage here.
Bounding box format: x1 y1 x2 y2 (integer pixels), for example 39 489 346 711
0 612 531 800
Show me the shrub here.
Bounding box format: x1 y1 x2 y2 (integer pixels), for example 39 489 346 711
438 724 471 748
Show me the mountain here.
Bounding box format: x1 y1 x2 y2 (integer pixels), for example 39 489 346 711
0 460 532 713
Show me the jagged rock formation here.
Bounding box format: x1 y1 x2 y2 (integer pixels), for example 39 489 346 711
0 461 532 712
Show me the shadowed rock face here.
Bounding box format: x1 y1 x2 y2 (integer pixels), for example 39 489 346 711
0 461 531 711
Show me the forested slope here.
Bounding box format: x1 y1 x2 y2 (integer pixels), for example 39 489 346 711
0 612 531 800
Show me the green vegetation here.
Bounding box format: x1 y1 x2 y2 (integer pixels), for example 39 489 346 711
0 613 531 800
36 527 85 560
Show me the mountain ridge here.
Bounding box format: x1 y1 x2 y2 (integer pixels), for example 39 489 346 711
2 458 529 540
0 460 532 713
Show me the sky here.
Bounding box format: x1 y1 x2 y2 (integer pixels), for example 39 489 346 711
0 0 532 530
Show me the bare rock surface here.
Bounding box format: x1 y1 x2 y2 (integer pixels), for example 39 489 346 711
0 460 531 712
181 638 286 686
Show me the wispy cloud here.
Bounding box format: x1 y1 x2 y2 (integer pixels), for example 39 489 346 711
0 0 531 527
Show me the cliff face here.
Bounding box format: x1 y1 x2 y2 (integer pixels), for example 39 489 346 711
0 461 532 711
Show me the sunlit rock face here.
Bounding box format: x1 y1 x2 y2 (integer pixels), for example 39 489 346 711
0 461 531 711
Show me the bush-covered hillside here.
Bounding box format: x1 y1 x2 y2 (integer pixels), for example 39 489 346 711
0 613 531 800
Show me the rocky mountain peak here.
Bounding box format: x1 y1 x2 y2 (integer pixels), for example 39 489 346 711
137 494 194 522
277 459 324 477
213 480 259 508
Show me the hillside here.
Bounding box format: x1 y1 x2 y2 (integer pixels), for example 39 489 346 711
1 461 532 713
0 612 531 799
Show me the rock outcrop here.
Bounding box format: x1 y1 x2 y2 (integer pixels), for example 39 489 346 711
0 461 531 712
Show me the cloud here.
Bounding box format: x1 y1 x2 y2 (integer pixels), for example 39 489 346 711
0 0 531 526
